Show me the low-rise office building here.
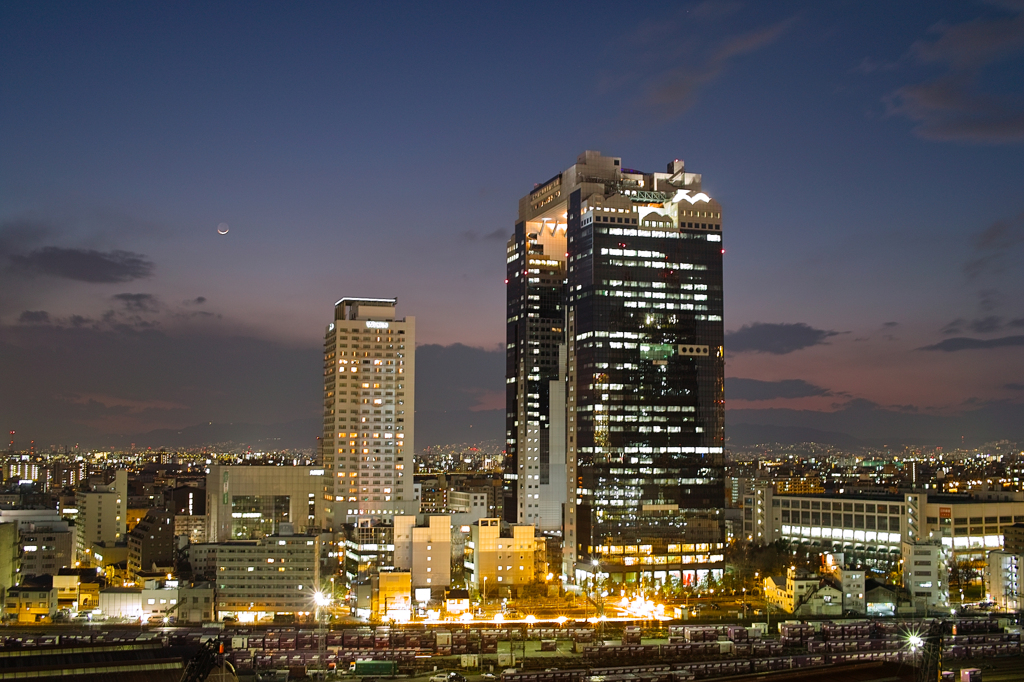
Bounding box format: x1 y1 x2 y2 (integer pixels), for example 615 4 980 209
19 525 74 578
206 465 326 543
176 581 215 623
188 532 320 622
747 485 1024 569
342 518 394 584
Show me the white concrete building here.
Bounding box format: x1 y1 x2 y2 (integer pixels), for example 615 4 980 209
901 540 950 612
322 297 416 527
747 487 1024 571
988 549 1021 612
75 470 127 566
393 515 451 589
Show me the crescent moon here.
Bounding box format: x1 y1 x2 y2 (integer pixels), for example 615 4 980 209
217 223 229 235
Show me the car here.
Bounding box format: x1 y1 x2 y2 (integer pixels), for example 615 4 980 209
481 674 497 681
430 675 449 682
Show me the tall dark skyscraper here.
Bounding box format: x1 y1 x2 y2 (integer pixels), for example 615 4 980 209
508 151 725 584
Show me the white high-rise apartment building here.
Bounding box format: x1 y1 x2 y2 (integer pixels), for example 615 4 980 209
322 298 415 526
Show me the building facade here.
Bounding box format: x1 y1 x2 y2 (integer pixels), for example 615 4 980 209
508 152 726 580
465 518 540 595
75 470 127 565
188 533 320 622
901 540 950 612
750 487 1024 569
322 297 415 526
565 153 726 577
206 465 325 543
19 524 73 578
763 567 842 617
988 549 1021 612
393 515 451 589
127 510 176 578
505 188 568 535
4 583 58 623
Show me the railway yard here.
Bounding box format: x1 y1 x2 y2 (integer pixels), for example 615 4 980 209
0 616 1019 681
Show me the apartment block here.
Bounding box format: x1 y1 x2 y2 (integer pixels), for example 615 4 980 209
393 514 451 589
127 510 175 578
322 297 416 526
465 518 539 595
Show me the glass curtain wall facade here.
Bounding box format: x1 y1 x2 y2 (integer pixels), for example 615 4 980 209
505 207 567 532
564 154 726 577
509 152 726 581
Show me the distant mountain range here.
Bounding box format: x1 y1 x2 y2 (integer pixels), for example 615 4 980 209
122 399 1024 451
128 418 322 450
127 407 508 452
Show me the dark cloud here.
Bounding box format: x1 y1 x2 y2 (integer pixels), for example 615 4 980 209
726 378 831 401
970 315 1006 333
112 293 159 313
634 18 795 124
0 319 505 449
883 321 899 328
416 343 504 411
726 322 840 355
1006 382 1024 391
918 335 1024 352
886 5 1024 143
978 288 1002 312
965 211 1024 280
941 318 966 335
9 247 154 283
942 314 1024 335
0 320 320 443
0 219 51 256
186 296 207 305
17 310 49 324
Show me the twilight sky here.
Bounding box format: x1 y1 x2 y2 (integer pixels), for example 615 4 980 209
2 1 1023 449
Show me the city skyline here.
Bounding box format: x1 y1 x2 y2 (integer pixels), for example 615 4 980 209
2 1 1023 448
